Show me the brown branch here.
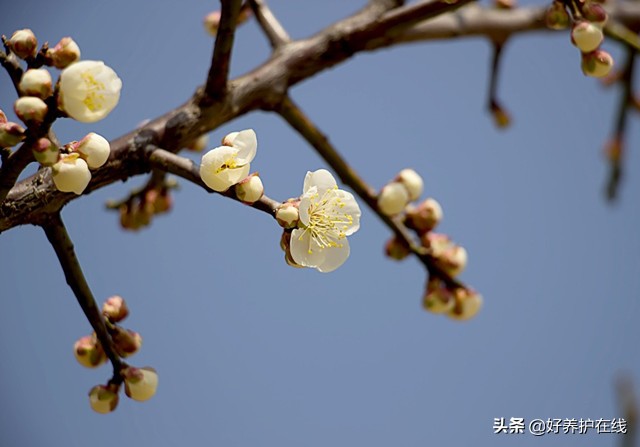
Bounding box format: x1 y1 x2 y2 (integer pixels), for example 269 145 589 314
203 0 243 101
2 3 640 233
42 213 124 378
0 141 34 204
247 0 290 49
147 146 280 215
275 96 463 289
0 48 23 95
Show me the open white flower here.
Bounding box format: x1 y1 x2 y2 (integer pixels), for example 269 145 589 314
58 60 122 123
199 129 257 192
290 169 361 272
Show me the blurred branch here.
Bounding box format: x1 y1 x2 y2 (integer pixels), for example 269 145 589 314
203 0 243 101
147 146 280 216
276 96 463 289
247 0 290 49
42 213 124 379
487 40 510 129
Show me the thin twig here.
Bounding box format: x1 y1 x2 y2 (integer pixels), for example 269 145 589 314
276 96 463 289
146 146 280 215
42 213 124 378
247 0 290 49
0 141 34 204
0 46 23 95
203 0 243 101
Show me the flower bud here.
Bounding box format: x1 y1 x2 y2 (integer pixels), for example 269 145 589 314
18 69 53 99
145 188 172 214
280 230 291 251
123 366 158 402
8 29 37 59
405 198 443 232
384 236 411 261
72 132 110 169
186 133 209 152
438 245 468 277
14 96 48 124
52 153 91 195
396 168 423 201
0 121 26 147
581 50 614 78
494 0 514 9
73 335 107 368
110 327 142 358
88 384 119 414
544 2 570 30
448 288 483 321
102 295 129 322
204 11 221 36
0 109 6 123
490 101 511 129
235 173 264 204
276 202 300 229
583 3 608 27
422 278 455 314
378 182 410 216
32 138 59 166
571 21 603 53
47 37 81 69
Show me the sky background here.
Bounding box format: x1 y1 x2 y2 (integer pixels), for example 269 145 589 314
1 1 639 446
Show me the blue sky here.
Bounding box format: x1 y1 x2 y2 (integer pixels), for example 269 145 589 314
1 1 639 446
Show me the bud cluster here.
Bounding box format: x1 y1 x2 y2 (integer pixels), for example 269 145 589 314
544 0 613 78
72 295 158 413
422 277 483 321
118 184 174 231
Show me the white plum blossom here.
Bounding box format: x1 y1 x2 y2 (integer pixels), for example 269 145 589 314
58 60 122 123
290 169 361 272
52 153 91 195
73 132 110 169
199 129 257 192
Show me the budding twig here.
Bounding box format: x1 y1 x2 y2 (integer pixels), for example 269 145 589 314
42 213 124 379
0 47 23 94
247 0 290 49
203 0 243 102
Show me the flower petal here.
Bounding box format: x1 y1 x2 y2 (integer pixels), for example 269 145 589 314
231 129 257 163
298 191 316 227
303 169 337 195
317 239 350 273
334 190 361 235
290 228 326 268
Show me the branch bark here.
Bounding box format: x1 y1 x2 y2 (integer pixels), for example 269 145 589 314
247 0 290 49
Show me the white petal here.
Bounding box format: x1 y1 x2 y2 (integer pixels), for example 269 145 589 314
303 169 337 195
231 129 257 163
290 229 326 268
297 194 314 227
317 239 350 273
334 190 361 235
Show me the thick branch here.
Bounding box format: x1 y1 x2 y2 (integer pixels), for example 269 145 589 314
204 0 243 100
247 0 290 49
147 146 280 215
0 49 23 94
276 96 463 289
42 213 124 375
0 142 34 204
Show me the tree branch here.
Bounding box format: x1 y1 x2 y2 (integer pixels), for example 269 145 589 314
147 146 280 215
0 48 23 95
203 0 243 101
247 0 290 49
0 141 34 204
276 96 463 289
42 213 124 378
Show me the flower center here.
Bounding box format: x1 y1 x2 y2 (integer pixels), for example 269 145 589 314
81 71 106 112
215 153 239 173
301 187 354 254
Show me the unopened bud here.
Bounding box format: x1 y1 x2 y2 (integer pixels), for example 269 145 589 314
47 37 81 69
583 3 608 26
280 230 292 251
72 132 110 169
545 2 570 30
18 69 53 99
571 21 603 53
494 0 515 9
0 121 26 147
52 153 91 195
581 50 614 78
439 245 468 277
14 96 48 124
204 11 221 36
187 133 209 152
448 288 483 321
235 173 264 204
74 335 107 368
490 101 511 129
405 198 443 232
422 278 455 314
32 138 59 166
384 236 411 261
396 168 423 201
8 29 38 59
378 182 410 216
110 326 142 358
88 384 119 414
276 202 300 229
123 366 158 402
102 295 129 322
145 188 172 214
0 110 6 123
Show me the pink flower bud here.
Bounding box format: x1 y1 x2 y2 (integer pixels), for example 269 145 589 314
74 335 107 368
422 277 455 314
18 69 53 99
0 121 26 148
545 2 570 30
88 384 119 414
405 198 443 232
14 96 48 124
123 366 158 402
581 50 614 78
583 2 607 26
47 37 81 69
110 326 142 358
32 138 59 166
571 21 603 53
102 295 129 322
203 11 221 36
384 236 411 261
448 288 483 321
8 29 38 59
